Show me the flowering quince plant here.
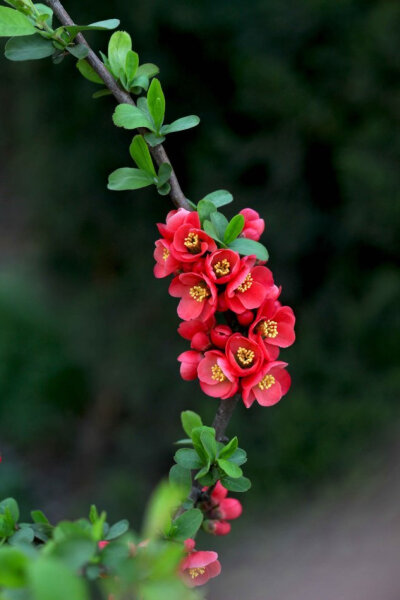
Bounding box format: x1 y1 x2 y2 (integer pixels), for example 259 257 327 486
0 1 296 599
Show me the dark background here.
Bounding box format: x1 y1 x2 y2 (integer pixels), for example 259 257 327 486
0 0 399 533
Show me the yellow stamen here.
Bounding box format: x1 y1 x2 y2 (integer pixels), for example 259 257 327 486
236 346 255 367
258 374 276 390
162 247 170 261
237 273 253 293
189 567 206 579
213 259 230 278
184 232 201 253
189 284 210 302
258 319 278 338
211 364 227 382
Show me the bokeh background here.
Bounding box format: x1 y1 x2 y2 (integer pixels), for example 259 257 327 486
0 0 399 598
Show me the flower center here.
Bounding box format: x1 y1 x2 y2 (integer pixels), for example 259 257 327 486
189 567 206 579
189 283 210 302
211 364 227 382
236 346 255 367
237 273 253 293
258 374 276 390
213 259 230 278
258 319 278 338
162 247 170 261
184 232 201 254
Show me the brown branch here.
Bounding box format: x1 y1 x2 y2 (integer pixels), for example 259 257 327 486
45 0 239 489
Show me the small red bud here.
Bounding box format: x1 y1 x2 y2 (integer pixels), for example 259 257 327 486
237 310 254 326
210 325 232 349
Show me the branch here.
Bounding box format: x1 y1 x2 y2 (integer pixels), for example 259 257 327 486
45 0 191 212
45 0 239 483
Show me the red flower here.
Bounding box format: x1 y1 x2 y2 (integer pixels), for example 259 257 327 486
239 208 265 241
210 324 232 349
157 208 199 241
180 539 221 588
242 360 291 408
197 350 238 399
169 273 217 321
153 239 181 279
178 317 215 351
249 299 296 360
205 249 241 285
178 350 203 381
171 223 217 263
225 257 279 314
225 333 264 377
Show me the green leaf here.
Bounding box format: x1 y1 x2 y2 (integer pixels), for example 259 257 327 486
157 163 172 187
108 167 154 191
181 410 203 437
191 426 214 463
5 34 54 61
34 4 53 27
161 115 200 134
218 436 238 460
202 189 233 208
129 135 156 176
29 557 89 600
228 447 247 466
217 458 242 478
64 19 120 41
203 220 224 245
136 62 159 79
169 464 191 496
105 519 129 541
0 7 36 37
88 505 98 525
170 509 203 542
9 527 34 546
224 214 245 244
31 510 49 525
144 132 165 147
147 78 165 132
194 461 211 480
67 43 88 59
197 199 217 224
221 475 251 492
228 238 269 261
143 482 185 539
210 211 229 240
0 498 19 523
157 182 171 196
125 50 138 83
0 547 28 588
197 470 218 487
108 30 131 78
200 429 217 462
174 448 203 470
76 59 103 84
112 103 154 131
131 74 149 93
92 89 112 99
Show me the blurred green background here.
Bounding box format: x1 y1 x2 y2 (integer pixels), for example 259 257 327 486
0 0 399 531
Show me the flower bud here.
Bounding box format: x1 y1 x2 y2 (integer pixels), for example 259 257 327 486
210 325 232 349
237 310 254 326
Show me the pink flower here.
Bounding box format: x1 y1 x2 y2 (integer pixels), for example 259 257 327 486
178 317 215 351
171 223 217 263
242 360 291 408
225 334 264 377
201 482 243 536
239 208 265 241
98 541 109 550
205 249 241 285
169 273 217 321
157 208 199 241
249 299 296 360
210 324 232 349
180 539 221 588
225 257 279 314
153 239 181 278
178 350 203 381
197 350 238 399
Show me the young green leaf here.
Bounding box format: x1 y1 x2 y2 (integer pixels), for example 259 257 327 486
0 7 37 37
129 135 156 176
76 58 103 84
202 189 233 208
0 498 19 523
169 464 191 496
224 214 245 244
31 510 50 524
200 429 217 462
108 167 154 191
157 182 171 196
34 4 53 27
5 34 55 61
174 448 203 470
181 410 203 437
142 481 185 539
66 43 88 60
108 30 131 78
161 115 200 135
169 509 203 542
217 458 242 479
157 163 172 188
136 63 159 79
104 519 129 541
221 475 251 492
64 19 120 41
203 220 224 245
194 461 211 480
228 238 269 261
147 78 165 132
144 132 166 147
125 50 138 83
228 448 247 465
210 211 229 240
218 436 238 460
112 103 154 131
197 199 217 224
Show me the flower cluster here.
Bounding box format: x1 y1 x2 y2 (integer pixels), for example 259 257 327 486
154 206 295 408
201 481 242 536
